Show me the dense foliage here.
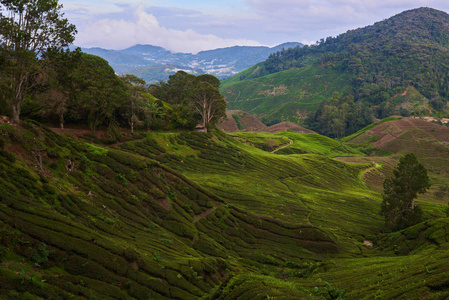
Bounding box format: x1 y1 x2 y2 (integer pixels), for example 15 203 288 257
305 92 373 138
223 7 449 136
0 0 77 123
0 0 227 141
150 72 227 131
259 7 449 112
381 153 430 230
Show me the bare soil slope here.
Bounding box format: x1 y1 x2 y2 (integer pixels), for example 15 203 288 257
219 110 315 133
263 122 316 134
346 117 449 175
219 110 267 132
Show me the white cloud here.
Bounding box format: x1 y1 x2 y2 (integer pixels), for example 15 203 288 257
63 0 449 52
243 0 449 43
74 4 261 53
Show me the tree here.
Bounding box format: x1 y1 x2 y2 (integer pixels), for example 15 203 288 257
380 153 430 229
191 78 226 131
71 53 128 133
149 71 226 131
121 74 147 133
36 48 81 129
0 0 76 123
149 71 195 105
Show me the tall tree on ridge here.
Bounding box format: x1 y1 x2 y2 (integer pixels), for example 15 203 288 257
381 153 430 229
191 75 226 131
0 0 76 123
0 0 77 123
121 74 147 133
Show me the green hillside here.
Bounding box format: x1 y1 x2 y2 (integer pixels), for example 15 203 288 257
221 64 352 123
229 131 363 157
221 7 449 126
1 120 448 299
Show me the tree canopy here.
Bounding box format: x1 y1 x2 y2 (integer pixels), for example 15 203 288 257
305 92 373 138
0 0 77 123
238 7 449 129
150 71 226 131
380 153 430 229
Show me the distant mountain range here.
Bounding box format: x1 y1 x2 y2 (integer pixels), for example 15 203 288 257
74 42 302 83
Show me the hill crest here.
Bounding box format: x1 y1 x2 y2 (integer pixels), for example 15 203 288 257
218 110 315 133
221 7 449 128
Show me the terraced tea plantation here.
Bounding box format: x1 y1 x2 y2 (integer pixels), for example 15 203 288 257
0 119 448 299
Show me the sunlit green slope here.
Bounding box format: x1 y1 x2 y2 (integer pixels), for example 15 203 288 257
0 121 448 299
221 65 352 123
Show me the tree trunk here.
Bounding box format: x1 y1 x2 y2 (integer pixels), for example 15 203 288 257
59 112 64 130
202 104 207 132
12 102 21 124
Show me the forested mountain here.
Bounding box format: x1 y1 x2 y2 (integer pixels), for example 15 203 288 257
222 7 449 137
78 42 302 83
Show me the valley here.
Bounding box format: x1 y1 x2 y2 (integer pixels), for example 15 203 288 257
0 115 448 299
1 2 449 299
78 43 301 83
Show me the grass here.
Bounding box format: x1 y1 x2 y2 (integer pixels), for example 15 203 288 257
0 121 448 299
220 65 353 122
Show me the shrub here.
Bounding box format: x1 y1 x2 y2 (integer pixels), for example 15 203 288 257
32 243 51 265
313 281 346 300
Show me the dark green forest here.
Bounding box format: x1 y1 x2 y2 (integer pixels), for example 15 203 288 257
224 7 449 137
260 7 449 110
1 48 225 136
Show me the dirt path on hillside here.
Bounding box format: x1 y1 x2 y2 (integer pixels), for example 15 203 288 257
271 139 293 153
357 163 382 188
193 201 221 223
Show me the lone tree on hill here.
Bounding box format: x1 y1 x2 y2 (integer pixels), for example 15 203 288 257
0 0 76 123
149 72 226 132
191 77 226 131
380 153 430 229
121 74 147 133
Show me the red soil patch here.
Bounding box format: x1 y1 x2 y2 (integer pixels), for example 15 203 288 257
349 117 449 148
219 111 316 134
262 122 316 134
219 110 267 132
50 126 107 140
400 87 409 96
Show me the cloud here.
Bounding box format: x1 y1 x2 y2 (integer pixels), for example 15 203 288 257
64 0 449 52
74 4 261 53
244 0 449 41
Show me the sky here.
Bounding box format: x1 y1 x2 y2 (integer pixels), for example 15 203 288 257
59 0 449 54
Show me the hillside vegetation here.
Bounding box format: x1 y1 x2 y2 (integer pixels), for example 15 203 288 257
1 118 449 299
2 2 449 298
221 7 449 131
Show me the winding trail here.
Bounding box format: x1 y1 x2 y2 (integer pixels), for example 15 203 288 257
357 163 382 188
271 139 293 153
193 201 220 223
